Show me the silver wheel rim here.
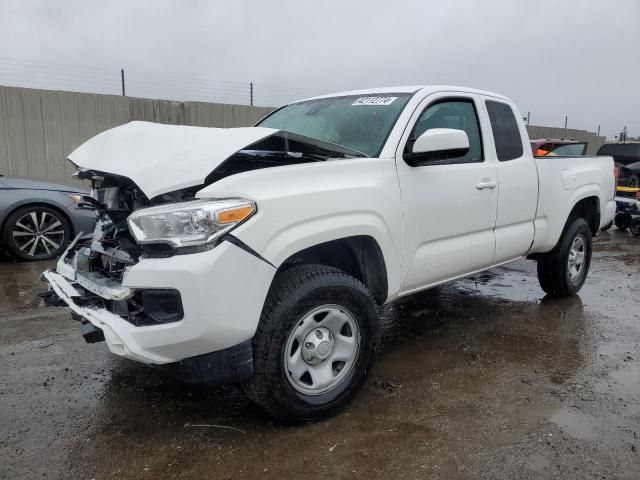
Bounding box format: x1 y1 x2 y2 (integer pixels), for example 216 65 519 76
284 304 360 396
12 210 65 257
568 235 586 281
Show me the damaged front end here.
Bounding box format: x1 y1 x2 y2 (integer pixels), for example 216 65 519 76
42 170 188 338
39 163 274 377
40 121 365 372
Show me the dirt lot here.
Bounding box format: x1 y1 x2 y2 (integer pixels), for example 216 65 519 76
1 231 639 479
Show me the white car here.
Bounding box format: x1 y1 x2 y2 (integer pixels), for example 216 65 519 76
42 86 616 422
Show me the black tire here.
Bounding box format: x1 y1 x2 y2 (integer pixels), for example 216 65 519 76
614 213 631 231
537 217 592 298
600 221 613 232
630 218 640 237
2 205 71 261
244 264 380 424
629 175 639 188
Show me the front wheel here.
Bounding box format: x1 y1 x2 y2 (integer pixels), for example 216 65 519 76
537 217 592 298
244 265 380 423
630 218 640 236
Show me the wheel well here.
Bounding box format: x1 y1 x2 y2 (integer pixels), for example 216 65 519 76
1 202 74 240
568 196 600 235
278 236 388 305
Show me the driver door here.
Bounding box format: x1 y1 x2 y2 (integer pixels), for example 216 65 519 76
395 93 499 294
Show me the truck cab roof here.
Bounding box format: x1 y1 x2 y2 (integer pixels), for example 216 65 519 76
299 85 511 103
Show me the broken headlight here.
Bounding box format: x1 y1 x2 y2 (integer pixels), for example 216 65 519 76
127 199 255 249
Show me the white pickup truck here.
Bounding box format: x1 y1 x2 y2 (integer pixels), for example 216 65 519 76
42 86 616 422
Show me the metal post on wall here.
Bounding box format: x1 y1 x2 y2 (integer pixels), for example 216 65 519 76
563 116 568 139
250 82 253 106
526 111 531 126
597 125 600 137
121 69 126 96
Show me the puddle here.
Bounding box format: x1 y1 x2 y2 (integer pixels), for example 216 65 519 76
551 408 602 441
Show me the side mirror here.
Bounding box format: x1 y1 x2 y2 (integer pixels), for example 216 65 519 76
405 128 470 165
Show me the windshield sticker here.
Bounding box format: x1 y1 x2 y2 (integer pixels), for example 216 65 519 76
352 96 398 106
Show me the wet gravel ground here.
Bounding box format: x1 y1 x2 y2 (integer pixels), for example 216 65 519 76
1 231 639 479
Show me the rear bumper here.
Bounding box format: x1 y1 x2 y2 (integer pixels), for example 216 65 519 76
42 239 277 369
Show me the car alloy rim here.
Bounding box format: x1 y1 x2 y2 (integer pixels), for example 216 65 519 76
12 211 65 257
284 304 360 396
567 234 586 281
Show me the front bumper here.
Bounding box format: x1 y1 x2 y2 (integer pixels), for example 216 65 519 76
43 239 276 367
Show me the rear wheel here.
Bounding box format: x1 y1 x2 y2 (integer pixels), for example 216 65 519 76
614 213 631 231
630 218 640 236
3 205 71 261
537 217 592 298
244 265 380 423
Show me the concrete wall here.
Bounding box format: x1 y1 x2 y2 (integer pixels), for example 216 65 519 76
0 86 274 185
526 125 606 155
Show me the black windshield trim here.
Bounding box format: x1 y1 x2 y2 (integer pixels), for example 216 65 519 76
246 130 369 158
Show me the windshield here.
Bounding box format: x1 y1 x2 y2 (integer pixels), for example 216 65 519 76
257 93 413 157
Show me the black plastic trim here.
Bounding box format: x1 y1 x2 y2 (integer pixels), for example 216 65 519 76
81 321 105 344
141 289 184 324
224 234 276 268
139 234 276 269
156 338 254 385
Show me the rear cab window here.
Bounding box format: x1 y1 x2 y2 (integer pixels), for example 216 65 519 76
485 100 524 161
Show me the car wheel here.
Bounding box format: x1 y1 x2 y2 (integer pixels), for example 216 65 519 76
3 205 71 261
614 213 631 231
244 264 380 423
630 218 640 237
629 175 639 188
537 217 592 298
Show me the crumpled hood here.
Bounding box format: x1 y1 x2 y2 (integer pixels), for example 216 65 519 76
68 121 279 198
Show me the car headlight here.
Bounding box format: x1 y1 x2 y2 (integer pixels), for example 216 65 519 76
127 199 256 249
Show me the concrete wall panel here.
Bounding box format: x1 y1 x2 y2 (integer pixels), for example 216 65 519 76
3 88 29 177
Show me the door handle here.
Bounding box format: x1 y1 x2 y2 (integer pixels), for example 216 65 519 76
476 179 497 190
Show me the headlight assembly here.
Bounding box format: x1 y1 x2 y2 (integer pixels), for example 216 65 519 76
127 199 256 250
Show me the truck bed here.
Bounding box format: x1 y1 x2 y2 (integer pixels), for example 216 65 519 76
530 155 616 253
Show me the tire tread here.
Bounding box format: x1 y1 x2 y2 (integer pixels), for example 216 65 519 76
537 217 592 298
244 264 379 423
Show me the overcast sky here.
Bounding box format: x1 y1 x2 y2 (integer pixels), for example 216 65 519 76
1 0 638 138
